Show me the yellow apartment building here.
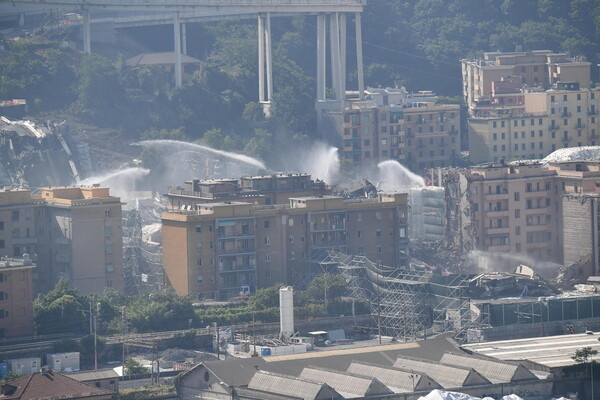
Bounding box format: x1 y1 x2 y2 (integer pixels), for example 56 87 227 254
462 51 591 113
0 186 124 295
468 85 600 163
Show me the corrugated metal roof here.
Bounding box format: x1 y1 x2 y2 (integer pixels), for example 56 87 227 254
393 356 491 389
65 369 119 382
247 370 342 400
347 361 443 393
440 353 538 383
263 342 419 362
462 332 600 368
200 357 267 386
300 366 393 399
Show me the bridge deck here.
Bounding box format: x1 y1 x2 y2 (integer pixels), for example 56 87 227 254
1 0 365 13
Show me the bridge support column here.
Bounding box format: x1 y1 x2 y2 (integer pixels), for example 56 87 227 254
265 12 273 105
83 9 91 55
181 23 187 55
355 12 365 99
329 13 342 106
173 11 182 88
316 13 326 101
339 13 346 101
257 12 273 116
258 14 265 103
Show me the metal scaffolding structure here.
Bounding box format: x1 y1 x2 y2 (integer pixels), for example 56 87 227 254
122 208 163 294
312 251 489 342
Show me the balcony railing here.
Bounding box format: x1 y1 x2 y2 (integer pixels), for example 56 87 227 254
219 247 256 255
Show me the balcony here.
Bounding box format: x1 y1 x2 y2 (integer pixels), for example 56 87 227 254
12 237 38 245
561 112 572 118
562 136 572 143
218 231 255 239
577 123 585 129
219 247 256 255
486 226 510 235
219 265 256 274
486 208 510 217
487 244 510 252
449 128 459 135
589 110 598 116
549 125 559 131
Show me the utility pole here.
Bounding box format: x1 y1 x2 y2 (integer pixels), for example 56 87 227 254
93 313 98 370
376 261 382 345
252 314 257 357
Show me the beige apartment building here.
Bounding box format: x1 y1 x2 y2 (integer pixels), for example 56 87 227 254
462 51 591 113
162 193 409 301
446 151 600 264
468 84 600 163
0 257 35 338
340 93 461 174
0 186 124 295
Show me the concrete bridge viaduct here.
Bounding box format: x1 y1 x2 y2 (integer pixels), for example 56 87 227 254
1 0 367 112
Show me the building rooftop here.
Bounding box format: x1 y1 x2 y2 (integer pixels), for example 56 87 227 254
462 332 600 368
543 146 600 163
0 370 114 399
64 369 119 382
248 370 342 400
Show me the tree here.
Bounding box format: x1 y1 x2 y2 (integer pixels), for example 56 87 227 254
33 280 89 335
124 358 150 376
75 54 126 123
306 274 348 303
573 346 598 364
124 290 196 333
248 285 282 309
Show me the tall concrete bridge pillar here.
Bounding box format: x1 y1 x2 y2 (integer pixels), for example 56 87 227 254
173 11 182 88
258 12 273 116
83 9 91 54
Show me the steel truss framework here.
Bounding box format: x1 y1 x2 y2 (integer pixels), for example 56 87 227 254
311 251 490 342
122 209 163 294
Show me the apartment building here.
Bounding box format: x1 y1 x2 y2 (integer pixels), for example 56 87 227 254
462 51 591 113
38 186 124 295
0 186 124 295
468 84 600 163
162 193 409 301
562 193 600 278
166 173 330 211
445 148 600 264
339 88 461 174
0 256 35 338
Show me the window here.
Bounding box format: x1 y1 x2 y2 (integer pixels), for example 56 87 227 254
195 225 202 233
0 292 5 301
376 230 381 237
196 242 202 250
375 212 382 221
104 226 112 238
11 211 18 222
515 226 520 235
288 218 294 227
357 231 361 238
265 254 271 262
265 271 271 279
197 258 202 267
106 263 114 272
514 192 520 201
264 236 270 245
0 222 3 230
377 246 382 253
288 235 295 244
105 245 113 255
104 210 111 218
290 251 296 260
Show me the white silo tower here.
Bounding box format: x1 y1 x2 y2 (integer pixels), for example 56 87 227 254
279 286 294 340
